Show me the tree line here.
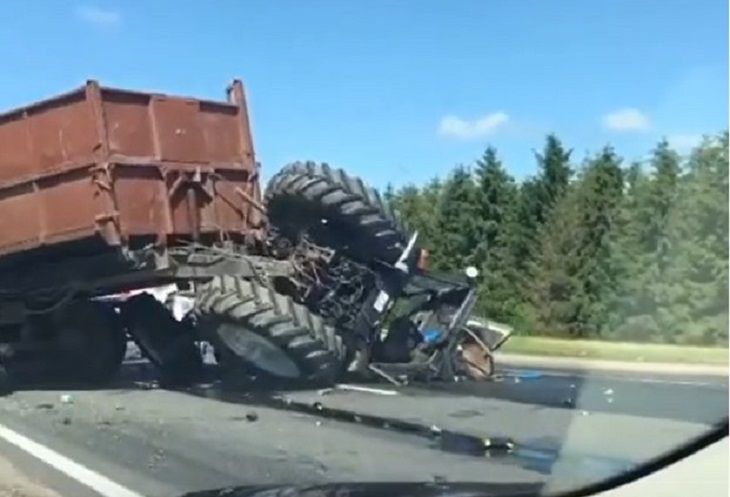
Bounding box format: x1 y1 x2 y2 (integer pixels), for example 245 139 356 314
386 132 728 345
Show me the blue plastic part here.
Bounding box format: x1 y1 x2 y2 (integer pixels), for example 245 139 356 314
421 329 443 344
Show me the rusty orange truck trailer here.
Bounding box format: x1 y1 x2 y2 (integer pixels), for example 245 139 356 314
0 80 499 389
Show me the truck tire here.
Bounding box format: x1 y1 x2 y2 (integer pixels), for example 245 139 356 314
120 293 202 385
55 300 127 383
265 161 409 265
195 276 344 385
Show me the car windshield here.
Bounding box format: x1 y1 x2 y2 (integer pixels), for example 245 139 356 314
0 2 727 497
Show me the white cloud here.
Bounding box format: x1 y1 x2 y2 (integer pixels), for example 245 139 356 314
75 6 121 27
667 133 704 152
438 112 510 140
601 108 651 132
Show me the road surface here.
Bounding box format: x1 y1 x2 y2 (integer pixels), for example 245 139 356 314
0 358 726 497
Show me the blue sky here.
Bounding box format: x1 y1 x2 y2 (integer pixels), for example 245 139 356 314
0 1 726 188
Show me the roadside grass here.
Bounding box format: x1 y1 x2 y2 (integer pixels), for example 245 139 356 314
501 335 729 365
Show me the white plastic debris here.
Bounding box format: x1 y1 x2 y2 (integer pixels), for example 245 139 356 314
603 388 614 396
60 394 73 404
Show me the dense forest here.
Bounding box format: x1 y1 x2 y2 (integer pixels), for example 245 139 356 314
385 132 729 345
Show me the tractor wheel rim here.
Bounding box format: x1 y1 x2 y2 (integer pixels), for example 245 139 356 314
218 324 301 379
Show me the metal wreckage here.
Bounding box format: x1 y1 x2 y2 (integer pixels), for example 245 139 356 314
0 80 510 389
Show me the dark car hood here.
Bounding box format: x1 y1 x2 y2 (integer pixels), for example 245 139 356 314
181 482 544 497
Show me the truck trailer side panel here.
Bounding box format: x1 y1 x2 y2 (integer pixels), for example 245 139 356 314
0 80 260 260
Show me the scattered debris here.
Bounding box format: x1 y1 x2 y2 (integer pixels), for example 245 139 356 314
245 412 259 422
60 394 73 404
315 421 322 427
136 381 159 390
603 388 614 396
606 397 614 404
35 403 54 410
335 384 398 396
581 410 590 416
513 370 543 381
61 417 71 425
114 405 125 412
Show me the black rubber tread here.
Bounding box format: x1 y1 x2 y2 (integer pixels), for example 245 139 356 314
120 293 202 384
56 300 128 383
265 161 409 265
195 275 345 384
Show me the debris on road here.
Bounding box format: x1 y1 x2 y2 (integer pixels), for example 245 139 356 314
335 384 399 396
603 387 615 404
245 412 259 422
35 403 54 410
61 417 71 425
59 394 73 404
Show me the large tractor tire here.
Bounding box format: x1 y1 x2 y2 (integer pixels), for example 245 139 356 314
265 161 409 265
54 300 128 383
195 276 345 385
119 293 202 384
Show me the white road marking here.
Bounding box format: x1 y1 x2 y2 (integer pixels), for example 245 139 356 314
0 423 143 497
336 384 399 396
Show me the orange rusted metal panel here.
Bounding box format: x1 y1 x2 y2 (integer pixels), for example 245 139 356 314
0 80 259 259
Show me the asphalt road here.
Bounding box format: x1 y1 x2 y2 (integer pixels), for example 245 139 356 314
0 357 726 497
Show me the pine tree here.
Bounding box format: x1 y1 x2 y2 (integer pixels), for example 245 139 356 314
664 133 729 344
608 141 683 341
534 134 573 224
473 147 517 268
530 146 623 337
514 136 573 284
389 182 441 251
528 186 584 336
472 147 519 321
432 166 479 271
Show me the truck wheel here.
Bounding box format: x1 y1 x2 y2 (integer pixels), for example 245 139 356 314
120 293 202 385
195 276 345 385
265 161 409 265
55 300 127 383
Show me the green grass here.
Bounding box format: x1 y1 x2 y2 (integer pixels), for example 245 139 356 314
501 336 729 365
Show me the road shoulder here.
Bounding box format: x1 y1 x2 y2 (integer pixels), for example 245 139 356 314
0 447 62 497
498 352 729 376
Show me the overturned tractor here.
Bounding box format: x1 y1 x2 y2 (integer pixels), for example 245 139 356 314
0 81 507 389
